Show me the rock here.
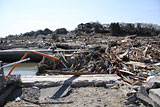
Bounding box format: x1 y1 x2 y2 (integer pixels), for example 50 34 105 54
136 92 155 107
125 93 137 105
125 85 158 106
22 87 40 101
138 86 148 97
149 88 160 106
145 76 160 89
126 90 136 97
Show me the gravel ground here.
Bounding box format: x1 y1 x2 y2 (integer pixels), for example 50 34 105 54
5 86 129 107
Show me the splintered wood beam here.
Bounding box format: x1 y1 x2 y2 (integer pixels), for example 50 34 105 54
45 70 109 75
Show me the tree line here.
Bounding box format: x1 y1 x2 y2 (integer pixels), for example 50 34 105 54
109 23 160 36
76 22 160 36
6 22 160 38
7 28 68 38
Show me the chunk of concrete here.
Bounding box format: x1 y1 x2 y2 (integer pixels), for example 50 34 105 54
136 92 155 107
21 74 121 88
138 86 148 97
149 88 160 106
145 76 160 89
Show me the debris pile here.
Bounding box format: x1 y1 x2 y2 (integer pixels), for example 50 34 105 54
39 35 160 85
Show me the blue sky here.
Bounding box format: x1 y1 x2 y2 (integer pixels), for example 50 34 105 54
0 0 160 37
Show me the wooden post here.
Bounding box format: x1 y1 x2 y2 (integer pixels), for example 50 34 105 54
0 61 5 91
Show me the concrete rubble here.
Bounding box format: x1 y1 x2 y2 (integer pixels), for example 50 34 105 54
149 88 160 106
125 76 160 107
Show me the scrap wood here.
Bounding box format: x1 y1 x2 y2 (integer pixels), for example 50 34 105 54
60 52 68 63
143 46 148 57
121 63 131 71
151 65 160 71
45 70 108 75
73 50 90 54
128 75 138 81
136 76 147 81
119 49 129 58
120 74 133 84
152 47 160 53
125 61 147 68
119 70 135 76
60 60 68 68
125 35 137 39
115 55 122 61
154 62 160 66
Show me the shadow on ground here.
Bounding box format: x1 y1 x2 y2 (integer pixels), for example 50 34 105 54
51 75 80 99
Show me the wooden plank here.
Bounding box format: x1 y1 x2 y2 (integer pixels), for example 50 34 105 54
45 70 108 75
125 61 146 68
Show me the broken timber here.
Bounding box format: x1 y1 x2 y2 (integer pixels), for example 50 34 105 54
45 70 109 75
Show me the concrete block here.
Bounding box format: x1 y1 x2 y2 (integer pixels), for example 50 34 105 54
149 88 160 106
21 74 121 88
136 92 155 107
145 76 160 89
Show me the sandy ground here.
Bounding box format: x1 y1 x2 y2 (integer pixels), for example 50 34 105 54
5 87 130 107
